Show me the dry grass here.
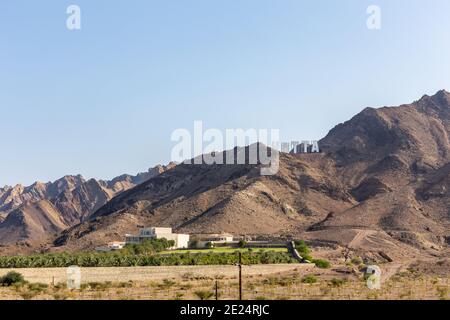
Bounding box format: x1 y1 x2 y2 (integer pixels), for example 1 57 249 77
0 264 448 300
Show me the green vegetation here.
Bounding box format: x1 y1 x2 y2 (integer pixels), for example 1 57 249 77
161 247 287 254
121 238 175 255
158 279 176 289
0 240 311 269
350 256 363 266
0 271 26 286
0 249 297 268
294 240 331 269
238 240 247 248
263 276 295 287
294 240 312 261
302 275 318 284
194 290 214 300
27 282 48 293
312 259 331 269
205 242 214 249
330 278 347 287
436 286 448 300
86 281 113 291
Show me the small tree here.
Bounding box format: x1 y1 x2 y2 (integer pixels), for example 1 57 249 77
189 240 198 249
238 240 247 248
167 240 176 248
312 259 331 269
205 242 214 249
0 271 25 286
194 290 214 300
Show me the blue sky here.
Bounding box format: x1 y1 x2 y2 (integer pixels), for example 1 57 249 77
1 0 450 186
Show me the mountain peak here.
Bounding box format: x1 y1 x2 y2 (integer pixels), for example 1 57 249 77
435 89 450 95
419 89 450 102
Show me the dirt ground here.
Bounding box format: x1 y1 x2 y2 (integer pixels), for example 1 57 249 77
0 264 313 284
0 259 448 300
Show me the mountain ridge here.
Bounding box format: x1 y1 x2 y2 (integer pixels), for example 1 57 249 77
52 90 450 260
2 90 450 261
0 163 176 245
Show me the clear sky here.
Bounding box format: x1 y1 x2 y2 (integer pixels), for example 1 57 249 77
1 0 450 186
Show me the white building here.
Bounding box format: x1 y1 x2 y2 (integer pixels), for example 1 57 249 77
125 227 190 249
193 233 234 248
95 241 126 252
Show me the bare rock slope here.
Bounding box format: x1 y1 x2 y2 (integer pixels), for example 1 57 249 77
0 164 175 245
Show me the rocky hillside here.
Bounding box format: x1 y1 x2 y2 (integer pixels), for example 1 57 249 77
0 200 68 244
0 163 175 245
53 90 450 261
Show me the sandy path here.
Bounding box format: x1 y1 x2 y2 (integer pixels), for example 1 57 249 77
348 230 377 249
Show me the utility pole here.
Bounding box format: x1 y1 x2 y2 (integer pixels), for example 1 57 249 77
215 280 219 300
238 251 242 300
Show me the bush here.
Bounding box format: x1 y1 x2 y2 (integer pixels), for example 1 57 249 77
238 240 247 248
117 281 133 288
54 282 67 290
295 240 313 260
205 242 214 249
194 290 214 300
158 279 176 289
189 240 198 249
350 256 363 265
330 278 347 287
295 240 311 255
312 259 331 269
21 291 38 300
28 282 48 293
302 275 318 284
123 238 174 255
87 281 112 290
0 271 25 286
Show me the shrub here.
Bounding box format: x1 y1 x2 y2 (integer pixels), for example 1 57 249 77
302 275 318 284
87 281 112 290
312 259 331 269
21 291 38 300
238 240 247 248
0 271 25 286
205 242 214 249
174 292 184 300
350 256 363 265
80 283 89 291
28 282 48 293
295 240 311 256
189 240 198 249
436 286 448 300
194 290 214 300
53 293 70 300
330 278 347 287
263 277 293 287
158 279 176 289
54 282 67 290
117 281 133 288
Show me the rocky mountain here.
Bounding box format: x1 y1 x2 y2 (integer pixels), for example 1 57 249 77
0 163 176 245
53 90 450 261
305 90 450 255
0 200 68 244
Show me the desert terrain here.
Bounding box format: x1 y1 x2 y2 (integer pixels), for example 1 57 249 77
0 256 448 300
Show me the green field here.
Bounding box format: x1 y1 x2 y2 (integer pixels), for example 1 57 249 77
160 247 288 255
